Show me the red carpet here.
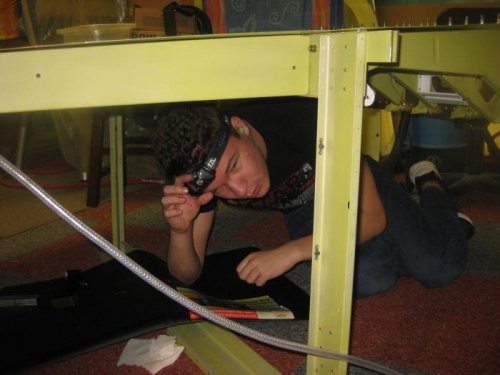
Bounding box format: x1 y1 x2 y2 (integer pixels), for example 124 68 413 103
351 277 500 375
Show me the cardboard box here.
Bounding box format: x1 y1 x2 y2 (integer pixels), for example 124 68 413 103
134 8 196 35
130 29 165 39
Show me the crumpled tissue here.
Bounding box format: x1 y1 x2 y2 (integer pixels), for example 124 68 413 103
117 335 184 374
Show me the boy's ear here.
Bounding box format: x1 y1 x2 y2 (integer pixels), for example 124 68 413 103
229 116 249 136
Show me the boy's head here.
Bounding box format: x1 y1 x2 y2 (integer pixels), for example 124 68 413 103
152 104 235 186
152 103 271 199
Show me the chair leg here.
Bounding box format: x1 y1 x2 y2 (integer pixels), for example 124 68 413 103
445 120 500 195
86 114 107 208
15 114 30 169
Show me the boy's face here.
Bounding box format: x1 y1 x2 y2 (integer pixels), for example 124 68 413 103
203 127 270 200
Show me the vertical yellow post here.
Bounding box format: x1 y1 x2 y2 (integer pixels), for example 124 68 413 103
307 30 368 374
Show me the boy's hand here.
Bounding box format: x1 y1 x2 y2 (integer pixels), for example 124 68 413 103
161 174 213 234
236 248 297 287
236 236 313 287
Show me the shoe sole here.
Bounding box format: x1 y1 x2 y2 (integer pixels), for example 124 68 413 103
408 161 439 185
457 212 475 240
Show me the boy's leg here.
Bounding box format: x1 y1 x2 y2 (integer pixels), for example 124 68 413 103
354 234 400 298
366 157 470 288
284 156 470 297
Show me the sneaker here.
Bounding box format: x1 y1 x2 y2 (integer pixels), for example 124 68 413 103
458 212 475 240
407 160 444 195
408 161 475 240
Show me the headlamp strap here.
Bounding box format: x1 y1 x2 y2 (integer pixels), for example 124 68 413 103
203 116 231 173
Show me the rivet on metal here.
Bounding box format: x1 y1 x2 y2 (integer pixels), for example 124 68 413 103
314 245 320 260
318 138 325 155
309 45 317 53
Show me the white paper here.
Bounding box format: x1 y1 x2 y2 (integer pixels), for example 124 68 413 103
118 335 184 374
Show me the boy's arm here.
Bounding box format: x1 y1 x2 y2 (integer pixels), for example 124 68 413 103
236 235 313 286
167 210 214 284
161 174 215 284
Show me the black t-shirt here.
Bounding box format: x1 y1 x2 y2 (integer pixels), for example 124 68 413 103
202 97 318 212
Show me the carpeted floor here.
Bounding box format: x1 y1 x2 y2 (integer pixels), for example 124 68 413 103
0 157 499 374
0 152 161 238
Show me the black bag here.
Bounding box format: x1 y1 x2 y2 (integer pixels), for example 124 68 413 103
0 247 309 374
163 2 213 36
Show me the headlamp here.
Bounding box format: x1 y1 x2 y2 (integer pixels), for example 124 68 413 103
186 116 232 195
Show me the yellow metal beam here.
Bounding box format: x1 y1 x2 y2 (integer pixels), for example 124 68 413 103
441 74 500 122
0 33 312 114
396 27 500 87
308 28 397 375
368 26 500 122
169 322 281 375
309 29 363 375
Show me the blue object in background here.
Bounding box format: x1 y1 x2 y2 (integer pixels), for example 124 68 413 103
406 115 470 149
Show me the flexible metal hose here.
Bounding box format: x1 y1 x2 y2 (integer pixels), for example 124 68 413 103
0 155 399 375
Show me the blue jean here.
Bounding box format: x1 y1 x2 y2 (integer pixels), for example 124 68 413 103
283 156 468 298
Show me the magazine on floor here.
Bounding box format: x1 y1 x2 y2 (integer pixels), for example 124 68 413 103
177 287 295 320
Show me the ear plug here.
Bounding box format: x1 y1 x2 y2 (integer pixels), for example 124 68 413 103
238 127 245 133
